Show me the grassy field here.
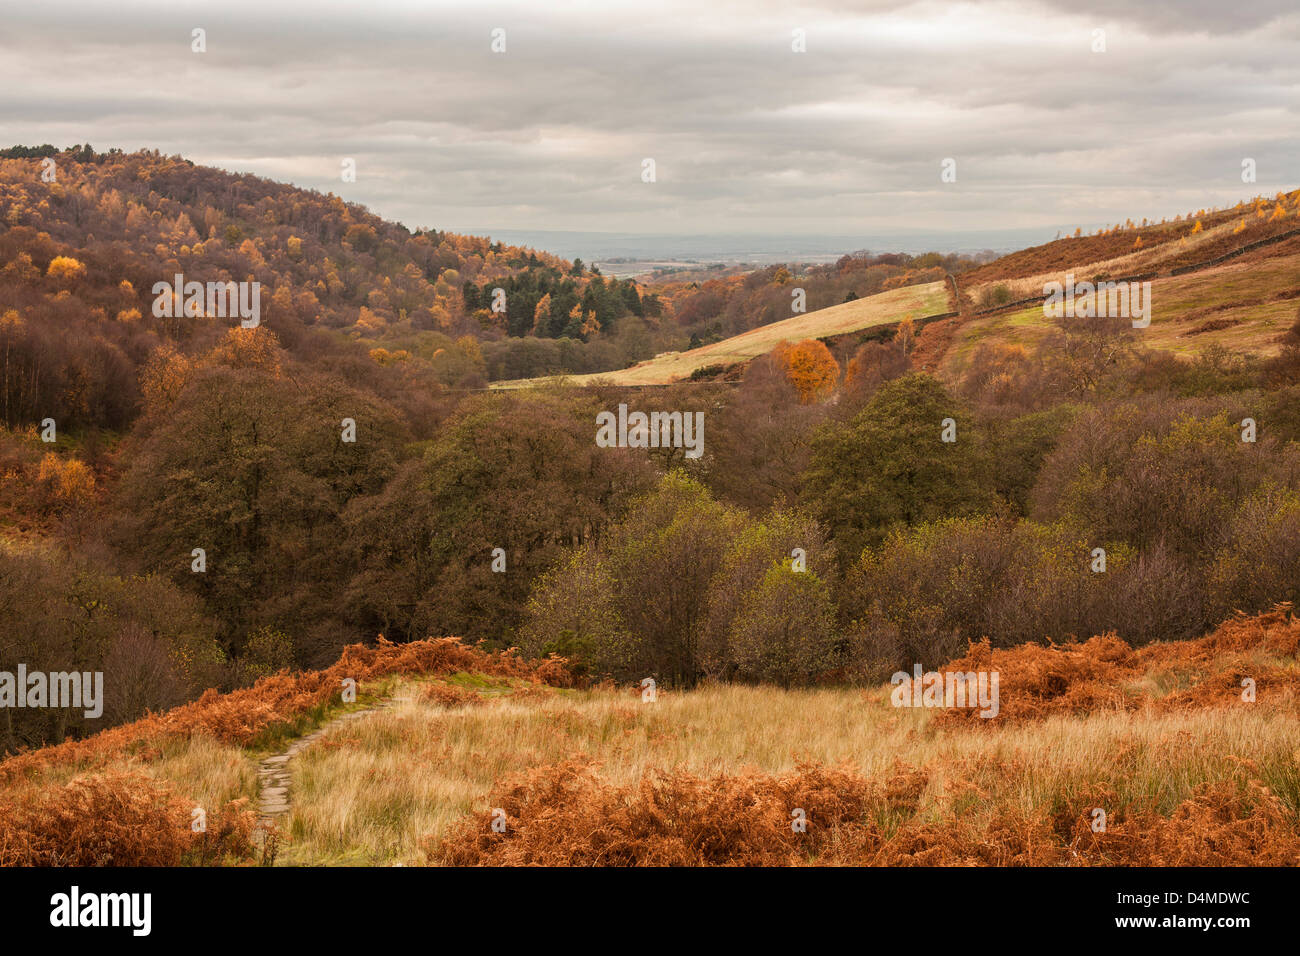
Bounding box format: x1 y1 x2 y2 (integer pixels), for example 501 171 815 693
493 281 948 387
1 610 1297 866
942 250 1300 379
275 677 1297 865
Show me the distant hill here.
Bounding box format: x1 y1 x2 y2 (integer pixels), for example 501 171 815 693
0 144 659 415
0 146 1014 400
498 188 1300 388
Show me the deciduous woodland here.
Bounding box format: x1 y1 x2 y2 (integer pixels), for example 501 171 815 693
1 147 1298 865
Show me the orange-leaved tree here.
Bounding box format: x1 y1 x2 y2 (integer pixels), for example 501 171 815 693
46 255 86 282
772 339 840 404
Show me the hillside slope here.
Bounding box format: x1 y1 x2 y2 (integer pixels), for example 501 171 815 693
495 189 1300 389
0 144 667 406
494 280 948 386
944 244 1300 378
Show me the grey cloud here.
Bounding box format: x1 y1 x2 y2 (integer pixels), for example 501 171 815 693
0 0 1294 237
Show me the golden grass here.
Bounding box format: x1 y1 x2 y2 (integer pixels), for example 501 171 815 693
5 614 1294 866
150 733 259 814
277 676 1299 865
0 731 254 813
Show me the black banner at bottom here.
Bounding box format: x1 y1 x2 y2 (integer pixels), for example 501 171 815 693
0 865 1283 944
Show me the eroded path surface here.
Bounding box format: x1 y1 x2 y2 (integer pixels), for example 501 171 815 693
255 697 412 841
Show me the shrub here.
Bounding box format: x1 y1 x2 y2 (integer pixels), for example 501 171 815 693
1208 486 1300 620
700 507 831 679
1030 400 1300 564
977 283 1013 308
427 753 1300 866
517 545 636 680
428 759 928 866
0 772 256 866
234 626 297 683
727 562 838 687
842 515 1204 679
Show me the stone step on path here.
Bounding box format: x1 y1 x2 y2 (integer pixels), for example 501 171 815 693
254 696 415 839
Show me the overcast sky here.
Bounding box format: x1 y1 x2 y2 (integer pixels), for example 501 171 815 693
2 0 1297 242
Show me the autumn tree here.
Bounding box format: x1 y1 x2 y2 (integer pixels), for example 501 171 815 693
343 390 656 646
203 326 284 375
0 549 223 748
802 373 990 562
727 562 837 687
139 345 195 411
531 293 552 335
114 365 409 660
601 473 746 686
842 340 908 407
517 544 634 679
46 255 86 282
704 354 829 511
771 339 840 403
700 507 832 680
1040 312 1136 396
894 317 916 358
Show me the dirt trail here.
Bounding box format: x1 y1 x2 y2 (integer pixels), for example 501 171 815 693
254 696 411 840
